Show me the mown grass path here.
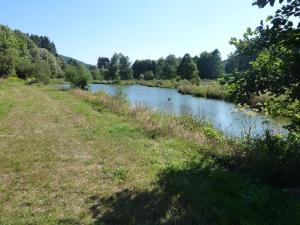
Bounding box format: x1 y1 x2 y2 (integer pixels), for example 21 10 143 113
0 80 299 225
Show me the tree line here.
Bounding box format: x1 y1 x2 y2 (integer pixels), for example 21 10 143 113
96 49 224 82
0 25 64 84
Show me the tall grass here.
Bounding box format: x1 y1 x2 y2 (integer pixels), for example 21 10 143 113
178 81 229 100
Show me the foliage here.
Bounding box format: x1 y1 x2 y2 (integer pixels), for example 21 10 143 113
225 52 256 74
119 55 133 80
29 34 57 55
132 59 157 79
160 54 179 79
0 24 63 82
102 50 223 82
89 65 103 81
215 130 300 187
177 53 198 81
106 53 133 80
196 49 224 79
65 64 92 89
30 60 52 84
225 0 300 131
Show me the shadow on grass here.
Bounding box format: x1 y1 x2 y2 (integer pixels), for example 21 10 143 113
88 159 300 225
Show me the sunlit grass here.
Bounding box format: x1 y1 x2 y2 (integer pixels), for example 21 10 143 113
0 79 299 225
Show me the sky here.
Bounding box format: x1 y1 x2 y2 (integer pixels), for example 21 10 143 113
0 0 280 64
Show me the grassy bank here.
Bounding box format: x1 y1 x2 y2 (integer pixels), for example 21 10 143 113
1 79 300 225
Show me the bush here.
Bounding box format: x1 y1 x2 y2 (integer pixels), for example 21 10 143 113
215 131 300 187
28 60 51 84
65 64 92 89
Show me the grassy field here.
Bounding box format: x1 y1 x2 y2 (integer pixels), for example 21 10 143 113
0 79 300 225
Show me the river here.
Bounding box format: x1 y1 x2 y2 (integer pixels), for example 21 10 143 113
87 83 285 137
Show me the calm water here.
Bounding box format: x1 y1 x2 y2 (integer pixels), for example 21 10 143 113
88 84 285 137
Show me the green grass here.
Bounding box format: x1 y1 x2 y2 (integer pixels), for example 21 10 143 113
0 79 299 225
177 80 229 100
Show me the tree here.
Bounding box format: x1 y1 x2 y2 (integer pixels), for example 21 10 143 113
225 52 256 74
132 59 157 79
119 55 133 80
97 57 110 70
31 60 52 84
144 71 155 80
226 0 300 131
16 56 32 79
29 35 57 55
107 53 121 80
65 64 92 89
161 54 178 79
197 49 223 79
89 65 103 81
155 57 165 79
0 48 18 77
177 53 198 81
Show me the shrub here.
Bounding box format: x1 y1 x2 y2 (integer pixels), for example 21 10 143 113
65 64 92 89
215 131 300 187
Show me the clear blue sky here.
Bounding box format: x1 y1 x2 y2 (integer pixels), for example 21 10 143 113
0 0 279 64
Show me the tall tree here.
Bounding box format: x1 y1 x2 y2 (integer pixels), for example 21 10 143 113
29 35 57 54
107 53 121 80
155 57 165 79
119 55 133 80
132 59 157 79
161 54 178 79
89 65 103 81
197 49 223 79
177 53 198 81
225 52 256 74
97 57 110 70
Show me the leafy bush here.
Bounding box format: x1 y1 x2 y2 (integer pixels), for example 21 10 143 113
215 131 300 187
65 64 92 89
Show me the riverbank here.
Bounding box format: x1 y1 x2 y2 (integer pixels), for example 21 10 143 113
93 79 229 100
1 78 299 225
93 79 296 122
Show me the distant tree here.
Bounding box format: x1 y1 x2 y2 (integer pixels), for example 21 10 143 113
67 58 79 67
119 55 133 80
161 54 178 79
29 35 57 55
65 64 92 89
155 58 165 79
144 71 155 80
225 52 256 74
177 53 198 81
0 48 18 77
97 57 110 70
89 65 103 81
197 49 223 79
16 57 32 79
132 59 156 79
107 53 121 80
193 55 199 65
31 60 52 84
0 25 63 81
